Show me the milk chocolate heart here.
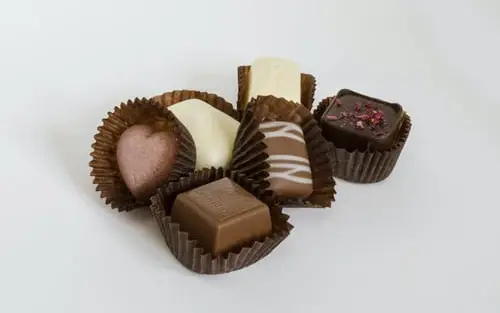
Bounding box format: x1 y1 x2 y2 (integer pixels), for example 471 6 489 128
116 124 178 199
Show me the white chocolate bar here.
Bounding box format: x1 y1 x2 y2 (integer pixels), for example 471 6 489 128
246 57 301 105
168 99 239 169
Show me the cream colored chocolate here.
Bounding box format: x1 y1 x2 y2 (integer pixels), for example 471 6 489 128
245 57 301 106
168 99 239 169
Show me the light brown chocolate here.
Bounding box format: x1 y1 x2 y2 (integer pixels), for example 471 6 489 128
171 177 272 255
259 121 313 198
230 95 336 208
116 124 178 200
150 168 293 274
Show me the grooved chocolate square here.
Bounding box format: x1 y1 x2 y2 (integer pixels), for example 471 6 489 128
171 178 272 255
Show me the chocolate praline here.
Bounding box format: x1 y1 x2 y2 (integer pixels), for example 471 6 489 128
116 124 179 200
259 120 313 198
319 89 404 151
171 177 272 255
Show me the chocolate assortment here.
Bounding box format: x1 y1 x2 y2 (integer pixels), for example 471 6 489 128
89 57 412 274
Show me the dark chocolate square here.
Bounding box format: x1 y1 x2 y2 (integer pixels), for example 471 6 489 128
171 178 272 255
320 89 404 151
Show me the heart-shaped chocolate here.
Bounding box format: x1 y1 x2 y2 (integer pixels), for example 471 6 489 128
116 124 178 200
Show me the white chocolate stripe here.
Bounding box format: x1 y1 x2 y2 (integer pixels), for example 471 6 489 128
259 121 302 133
267 154 310 165
268 163 311 173
266 154 312 184
262 131 305 143
259 121 305 143
267 170 313 184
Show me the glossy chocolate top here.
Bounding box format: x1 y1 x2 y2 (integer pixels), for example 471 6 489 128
320 89 404 150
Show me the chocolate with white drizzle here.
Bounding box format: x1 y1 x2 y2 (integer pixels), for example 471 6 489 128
259 120 313 198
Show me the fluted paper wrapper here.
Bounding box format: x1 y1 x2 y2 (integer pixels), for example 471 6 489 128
313 97 412 183
150 167 293 274
231 96 336 208
153 89 238 120
237 65 316 112
90 98 196 212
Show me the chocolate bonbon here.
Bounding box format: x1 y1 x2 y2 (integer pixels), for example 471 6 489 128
243 57 301 107
319 89 405 151
171 177 272 255
150 168 293 274
168 98 239 169
237 58 316 111
259 121 313 198
231 96 336 207
90 98 196 211
236 58 315 198
116 124 178 200
314 89 412 183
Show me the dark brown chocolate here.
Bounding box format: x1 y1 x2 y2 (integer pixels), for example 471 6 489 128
319 89 404 151
116 124 178 200
170 177 272 255
258 121 313 198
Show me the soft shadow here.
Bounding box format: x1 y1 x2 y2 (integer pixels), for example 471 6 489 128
47 125 103 208
122 208 165 245
120 208 192 272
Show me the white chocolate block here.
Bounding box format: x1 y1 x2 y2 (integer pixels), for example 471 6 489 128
168 99 239 169
246 57 301 105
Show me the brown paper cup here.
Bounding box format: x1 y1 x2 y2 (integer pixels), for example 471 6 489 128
230 96 336 208
90 98 196 212
313 97 412 183
150 167 293 274
237 65 316 112
153 89 238 120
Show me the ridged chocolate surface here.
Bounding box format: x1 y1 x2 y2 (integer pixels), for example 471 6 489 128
171 177 272 256
150 168 293 274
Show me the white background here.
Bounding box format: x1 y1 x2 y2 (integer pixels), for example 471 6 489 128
1 0 499 312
